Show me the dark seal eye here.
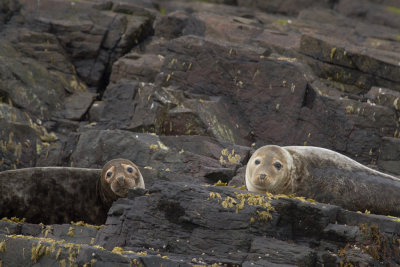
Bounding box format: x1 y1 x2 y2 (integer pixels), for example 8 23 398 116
274 162 282 170
254 159 260 165
106 171 113 178
127 167 134 173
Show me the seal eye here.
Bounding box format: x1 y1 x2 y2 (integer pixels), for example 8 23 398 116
254 159 261 165
127 167 134 173
106 171 113 178
274 162 282 170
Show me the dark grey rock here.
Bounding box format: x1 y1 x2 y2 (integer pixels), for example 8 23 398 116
0 167 105 225
378 137 400 175
94 180 400 266
1 0 400 265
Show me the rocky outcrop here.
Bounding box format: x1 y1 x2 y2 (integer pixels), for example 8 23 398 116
1 0 400 265
2 181 400 266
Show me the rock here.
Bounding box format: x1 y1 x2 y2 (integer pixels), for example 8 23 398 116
0 231 190 266
335 0 400 29
94 180 400 266
70 130 247 185
59 91 97 121
0 167 105 224
18 0 155 87
0 119 42 171
378 137 400 175
299 34 400 88
0 0 400 265
110 52 165 83
237 0 336 16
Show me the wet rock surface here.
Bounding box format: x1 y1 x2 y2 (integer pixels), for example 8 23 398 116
1 0 400 266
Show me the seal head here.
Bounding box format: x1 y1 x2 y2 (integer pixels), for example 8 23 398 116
99 158 145 207
246 145 293 194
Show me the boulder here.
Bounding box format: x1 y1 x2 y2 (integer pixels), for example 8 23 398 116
95 181 400 266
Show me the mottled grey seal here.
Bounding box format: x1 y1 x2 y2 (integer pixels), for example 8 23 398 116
99 158 145 207
246 145 400 216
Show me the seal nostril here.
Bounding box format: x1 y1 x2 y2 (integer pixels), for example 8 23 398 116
116 176 124 184
259 174 266 179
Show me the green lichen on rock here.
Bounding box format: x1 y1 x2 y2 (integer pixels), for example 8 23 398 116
274 19 288 25
387 6 400 16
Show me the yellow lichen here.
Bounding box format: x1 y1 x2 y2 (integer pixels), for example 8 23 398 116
274 19 288 25
67 227 75 237
70 221 104 230
157 141 169 151
330 47 337 59
213 180 227 186
394 97 399 110
65 243 80 265
59 259 67 267
345 105 354 114
112 247 124 255
1 217 26 223
236 198 245 214
0 240 6 252
230 185 246 190
387 6 400 16
149 144 159 150
256 210 273 222
221 196 237 208
131 258 143 267
386 215 400 222
220 149 241 165
56 248 62 259
83 259 97 267
31 242 47 263
208 192 222 200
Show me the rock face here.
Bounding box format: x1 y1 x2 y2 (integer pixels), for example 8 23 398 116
1 0 400 265
0 167 105 225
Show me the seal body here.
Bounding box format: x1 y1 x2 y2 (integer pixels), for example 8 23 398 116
99 158 145 207
246 145 400 216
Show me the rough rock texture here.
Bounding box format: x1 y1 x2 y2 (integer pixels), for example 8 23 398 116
1 0 400 265
0 167 105 225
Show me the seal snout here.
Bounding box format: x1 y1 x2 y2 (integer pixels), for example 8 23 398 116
259 173 267 180
116 176 125 184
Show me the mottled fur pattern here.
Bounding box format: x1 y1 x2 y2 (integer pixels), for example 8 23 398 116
98 158 145 207
246 145 400 216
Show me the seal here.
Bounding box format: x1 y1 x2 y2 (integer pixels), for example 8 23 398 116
99 158 145 207
246 145 400 216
